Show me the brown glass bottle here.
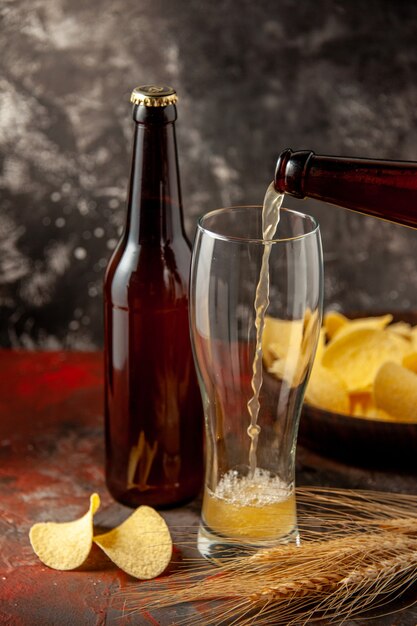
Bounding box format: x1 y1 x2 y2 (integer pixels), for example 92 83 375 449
275 149 417 229
104 85 204 508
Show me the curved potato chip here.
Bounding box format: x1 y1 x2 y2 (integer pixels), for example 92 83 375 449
349 391 374 417
322 328 410 393
324 311 348 339
29 493 100 570
403 351 417 373
388 321 412 339
94 505 172 580
266 311 321 387
310 327 326 374
305 365 350 414
331 313 393 342
374 361 417 422
262 316 303 369
348 392 392 420
363 407 396 421
301 309 321 358
269 353 305 388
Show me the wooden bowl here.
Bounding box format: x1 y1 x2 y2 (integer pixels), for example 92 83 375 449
298 311 417 470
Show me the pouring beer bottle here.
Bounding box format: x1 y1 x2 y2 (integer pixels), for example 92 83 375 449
104 85 204 508
275 149 417 229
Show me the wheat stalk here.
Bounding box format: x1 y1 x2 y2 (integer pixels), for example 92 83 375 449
119 487 417 625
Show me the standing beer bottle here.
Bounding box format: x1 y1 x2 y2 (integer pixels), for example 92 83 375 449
104 85 204 508
275 149 417 229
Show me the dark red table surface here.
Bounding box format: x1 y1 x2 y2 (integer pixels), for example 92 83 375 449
1 349 416 626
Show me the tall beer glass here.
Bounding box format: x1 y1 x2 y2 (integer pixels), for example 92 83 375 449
190 205 323 559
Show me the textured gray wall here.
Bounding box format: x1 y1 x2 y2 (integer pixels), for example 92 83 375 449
1 0 417 349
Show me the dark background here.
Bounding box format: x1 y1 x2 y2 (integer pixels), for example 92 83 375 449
1 0 417 349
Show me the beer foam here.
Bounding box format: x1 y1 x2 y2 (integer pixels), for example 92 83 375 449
213 468 290 508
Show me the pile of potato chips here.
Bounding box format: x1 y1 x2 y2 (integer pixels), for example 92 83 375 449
264 311 417 422
306 311 417 422
29 494 172 579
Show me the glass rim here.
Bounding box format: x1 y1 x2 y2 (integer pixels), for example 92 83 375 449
197 205 320 244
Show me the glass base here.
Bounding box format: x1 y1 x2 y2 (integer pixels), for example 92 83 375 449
197 521 300 563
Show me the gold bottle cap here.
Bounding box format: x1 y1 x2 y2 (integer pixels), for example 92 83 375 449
130 85 178 107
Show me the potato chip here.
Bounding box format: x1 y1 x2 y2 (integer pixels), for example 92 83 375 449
29 493 100 570
403 351 417 373
349 391 374 417
322 327 410 393
329 313 393 342
310 327 326 373
262 316 303 369
266 310 321 388
353 406 394 421
348 391 392 420
305 365 350 414
94 505 172 579
374 361 417 422
293 326 325 390
266 310 417 422
301 309 321 363
363 407 395 421
323 311 348 339
388 321 412 339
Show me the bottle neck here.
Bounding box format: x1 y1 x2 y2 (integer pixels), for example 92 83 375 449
275 149 417 229
125 106 186 244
